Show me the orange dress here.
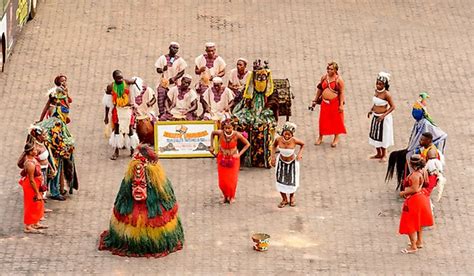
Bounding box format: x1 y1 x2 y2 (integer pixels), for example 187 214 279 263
217 137 240 200
19 159 45 225
399 172 433 235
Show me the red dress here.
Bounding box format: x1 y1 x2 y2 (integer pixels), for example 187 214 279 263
19 159 45 225
217 137 240 200
399 172 434 235
318 77 346 135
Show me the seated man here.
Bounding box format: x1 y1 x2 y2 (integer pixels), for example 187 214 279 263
202 77 234 121
164 75 198 120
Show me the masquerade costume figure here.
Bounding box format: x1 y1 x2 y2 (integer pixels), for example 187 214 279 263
36 117 79 198
99 144 184 257
386 93 447 194
155 42 187 119
233 60 277 168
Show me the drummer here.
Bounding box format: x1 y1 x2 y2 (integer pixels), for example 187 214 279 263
202 77 234 121
164 75 198 120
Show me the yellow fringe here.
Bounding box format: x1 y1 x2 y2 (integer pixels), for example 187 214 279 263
145 163 169 201
111 214 178 241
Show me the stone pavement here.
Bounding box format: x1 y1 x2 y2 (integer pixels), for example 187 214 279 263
0 0 473 274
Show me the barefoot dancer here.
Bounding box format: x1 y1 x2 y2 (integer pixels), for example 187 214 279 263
399 155 433 254
103 70 139 160
368 72 395 161
313 61 346 147
271 122 304 208
209 119 250 204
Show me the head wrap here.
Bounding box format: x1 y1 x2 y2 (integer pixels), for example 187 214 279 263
205 42 216 48
170 41 180 47
419 92 430 100
212 77 223 84
377 72 391 85
28 125 44 138
281 122 297 134
24 142 35 153
237 58 248 65
54 74 67 86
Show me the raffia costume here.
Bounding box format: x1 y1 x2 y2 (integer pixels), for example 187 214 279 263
233 60 277 168
99 144 184 257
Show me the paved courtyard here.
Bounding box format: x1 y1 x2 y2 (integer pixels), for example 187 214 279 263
0 0 473 274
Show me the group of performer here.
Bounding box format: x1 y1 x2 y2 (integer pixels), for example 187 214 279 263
18 75 79 234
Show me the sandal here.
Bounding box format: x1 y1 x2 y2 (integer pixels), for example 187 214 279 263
34 224 49 229
289 201 296 207
401 248 417 254
110 154 119 160
44 208 53 213
278 201 288 208
24 228 43 234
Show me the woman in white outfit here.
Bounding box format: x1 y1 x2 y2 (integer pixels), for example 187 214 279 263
368 72 395 162
271 122 305 208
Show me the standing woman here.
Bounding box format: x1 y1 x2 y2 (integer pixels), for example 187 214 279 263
18 142 47 233
313 61 346 147
399 155 433 254
209 119 250 204
271 122 304 207
39 75 72 124
367 72 395 161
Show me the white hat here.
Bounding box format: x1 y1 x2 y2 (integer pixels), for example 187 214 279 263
212 77 223 84
170 41 180 47
205 42 216 48
237 58 248 65
182 74 192 80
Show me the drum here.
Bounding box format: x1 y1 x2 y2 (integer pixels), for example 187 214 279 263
136 117 154 145
273 78 293 119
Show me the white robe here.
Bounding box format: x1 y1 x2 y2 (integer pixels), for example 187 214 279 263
202 87 234 121
195 54 226 81
227 68 250 92
154 55 188 86
167 86 198 119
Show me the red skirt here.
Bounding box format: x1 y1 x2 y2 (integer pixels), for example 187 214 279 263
217 153 240 199
19 177 44 225
423 174 438 196
399 192 433 235
319 98 346 135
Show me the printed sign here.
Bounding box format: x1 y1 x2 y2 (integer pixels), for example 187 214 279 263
154 121 217 158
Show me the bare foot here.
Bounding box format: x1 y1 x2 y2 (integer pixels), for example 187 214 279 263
278 200 288 208
314 136 323 145
110 153 119 160
370 154 382 159
401 247 417 254
379 156 387 163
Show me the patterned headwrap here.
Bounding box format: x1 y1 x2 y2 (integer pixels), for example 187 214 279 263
281 122 297 134
54 74 67 86
377 72 391 89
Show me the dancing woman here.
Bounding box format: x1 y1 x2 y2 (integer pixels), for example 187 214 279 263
271 122 304 208
209 119 250 204
399 155 433 254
